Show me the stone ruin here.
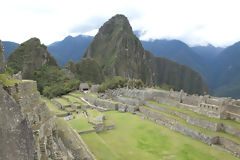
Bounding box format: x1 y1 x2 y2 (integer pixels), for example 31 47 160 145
0 40 6 74
87 87 240 158
104 87 240 123
153 88 240 122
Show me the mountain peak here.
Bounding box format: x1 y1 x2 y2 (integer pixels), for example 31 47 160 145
26 37 41 44
109 14 129 24
84 14 208 94
98 14 132 36
7 38 58 78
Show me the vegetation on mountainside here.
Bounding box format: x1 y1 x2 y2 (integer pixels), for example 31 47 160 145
33 65 79 98
66 58 103 84
7 38 58 79
151 56 208 94
0 73 21 86
97 76 144 93
6 38 81 98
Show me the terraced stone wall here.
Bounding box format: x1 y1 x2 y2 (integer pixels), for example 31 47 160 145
4 80 93 160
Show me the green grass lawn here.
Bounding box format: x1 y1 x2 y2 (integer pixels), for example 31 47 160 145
70 92 84 97
64 95 87 105
148 100 240 129
88 93 98 98
87 109 104 124
142 105 240 144
41 97 67 114
54 98 71 106
67 113 94 132
81 111 238 160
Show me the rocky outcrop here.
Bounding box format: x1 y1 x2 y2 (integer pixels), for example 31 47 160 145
0 40 6 73
0 83 34 160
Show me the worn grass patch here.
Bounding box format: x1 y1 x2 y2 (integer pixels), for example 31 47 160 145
64 95 87 105
41 97 67 114
87 109 104 124
70 92 84 97
67 113 94 132
54 98 71 106
81 111 238 160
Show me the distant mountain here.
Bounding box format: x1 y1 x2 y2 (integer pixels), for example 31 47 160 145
2 41 19 59
141 39 211 84
191 44 224 59
83 14 208 94
212 42 240 98
47 35 93 66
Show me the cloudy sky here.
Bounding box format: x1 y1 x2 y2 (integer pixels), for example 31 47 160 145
1 0 240 47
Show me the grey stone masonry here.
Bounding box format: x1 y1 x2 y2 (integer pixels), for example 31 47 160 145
0 84 34 160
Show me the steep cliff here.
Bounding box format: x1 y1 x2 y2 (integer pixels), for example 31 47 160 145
84 14 208 94
0 75 93 160
0 83 34 160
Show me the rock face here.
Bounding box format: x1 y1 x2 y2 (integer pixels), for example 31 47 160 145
0 40 6 73
84 14 208 94
0 84 34 160
0 78 93 160
7 38 58 79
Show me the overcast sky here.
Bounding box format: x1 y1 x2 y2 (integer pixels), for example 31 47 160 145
1 0 240 47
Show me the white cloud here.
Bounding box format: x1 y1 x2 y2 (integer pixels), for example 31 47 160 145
0 0 240 46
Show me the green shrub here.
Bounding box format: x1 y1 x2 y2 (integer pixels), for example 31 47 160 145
97 76 144 93
33 65 79 98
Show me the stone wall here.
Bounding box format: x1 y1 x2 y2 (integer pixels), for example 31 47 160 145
145 102 220 131
113 96 144 106
0 84 34 160
218 137 240 158
51 99 62 109
3 80 94 160
84 95 118 111
138 106 215 145
79 125 115 135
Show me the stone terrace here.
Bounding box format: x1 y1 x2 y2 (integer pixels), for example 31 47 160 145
82 87 240 159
